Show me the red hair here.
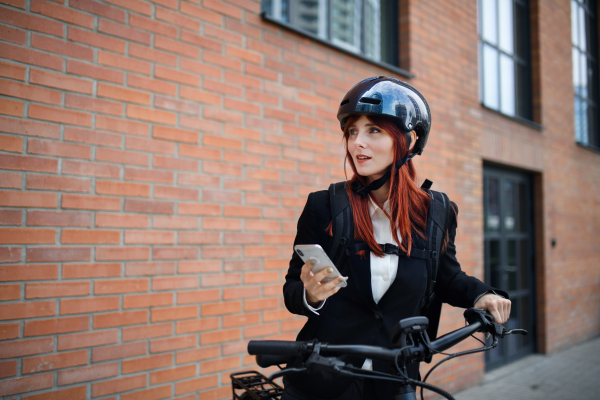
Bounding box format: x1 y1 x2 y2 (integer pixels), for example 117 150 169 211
340 115 430 258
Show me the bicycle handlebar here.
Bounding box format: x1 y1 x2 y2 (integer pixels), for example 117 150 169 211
247 308 525 364
248 341 408 362
247 320 484 365
431 320 482 353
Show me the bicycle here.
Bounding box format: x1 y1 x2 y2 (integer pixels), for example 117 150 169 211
230 308 527 400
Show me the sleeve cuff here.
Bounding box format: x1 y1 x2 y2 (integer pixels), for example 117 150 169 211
303 289 325 315
473 290 505 306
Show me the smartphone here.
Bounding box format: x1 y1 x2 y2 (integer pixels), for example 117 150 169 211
294 244 347 288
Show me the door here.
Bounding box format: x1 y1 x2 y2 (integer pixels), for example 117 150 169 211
483 165 536 370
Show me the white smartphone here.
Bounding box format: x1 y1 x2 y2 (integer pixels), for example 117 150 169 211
294 244 347 288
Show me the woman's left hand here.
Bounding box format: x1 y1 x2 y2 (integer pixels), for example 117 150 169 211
474 294 511 325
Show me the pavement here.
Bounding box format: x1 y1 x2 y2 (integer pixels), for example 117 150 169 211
455 335 600 400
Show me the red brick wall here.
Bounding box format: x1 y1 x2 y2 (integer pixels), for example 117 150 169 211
532 0 600 352
1 0 599 399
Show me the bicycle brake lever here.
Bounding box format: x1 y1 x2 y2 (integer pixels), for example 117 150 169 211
268 367 307 381
490 322 531 338
502 328 528 337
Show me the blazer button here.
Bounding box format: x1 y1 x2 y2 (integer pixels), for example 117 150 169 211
374 313 381 320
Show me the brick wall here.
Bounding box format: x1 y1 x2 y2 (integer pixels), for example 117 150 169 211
1 0 599 399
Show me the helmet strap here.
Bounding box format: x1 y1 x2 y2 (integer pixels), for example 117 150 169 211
350 167 391 197
395 130 415 173
351 131 415 198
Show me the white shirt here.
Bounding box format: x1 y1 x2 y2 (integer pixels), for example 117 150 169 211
368 198 399 304
303 198 399 370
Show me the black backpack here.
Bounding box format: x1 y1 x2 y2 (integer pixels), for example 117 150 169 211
327 180 451 340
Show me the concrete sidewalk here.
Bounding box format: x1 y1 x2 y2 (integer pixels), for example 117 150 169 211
456 336 600 400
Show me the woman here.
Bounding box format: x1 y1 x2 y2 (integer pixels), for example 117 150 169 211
282 77 511 400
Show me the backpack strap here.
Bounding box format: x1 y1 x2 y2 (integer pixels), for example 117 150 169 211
421 188 451 314
328 181 352 268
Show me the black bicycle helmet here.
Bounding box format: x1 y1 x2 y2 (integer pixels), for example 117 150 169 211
337 76 431 155
337 76 432 197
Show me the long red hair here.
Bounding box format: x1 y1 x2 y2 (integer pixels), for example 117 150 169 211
340 115 430 257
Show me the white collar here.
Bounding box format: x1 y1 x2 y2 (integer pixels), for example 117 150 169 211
368 196 390 218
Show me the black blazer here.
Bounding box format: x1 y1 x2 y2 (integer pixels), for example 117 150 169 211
283 189 507 400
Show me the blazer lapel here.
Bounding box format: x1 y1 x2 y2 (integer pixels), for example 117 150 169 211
378 256 405 306
348 243 378 311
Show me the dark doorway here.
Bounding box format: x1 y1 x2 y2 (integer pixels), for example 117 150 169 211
483 164 536 370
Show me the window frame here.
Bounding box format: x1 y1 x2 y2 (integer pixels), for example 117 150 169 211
478 0 534 122
571 0 600 152
260 0 412 79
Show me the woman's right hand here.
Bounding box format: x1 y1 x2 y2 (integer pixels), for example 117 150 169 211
301 259 348 307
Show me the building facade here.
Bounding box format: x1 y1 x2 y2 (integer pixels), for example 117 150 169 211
0 0 599 399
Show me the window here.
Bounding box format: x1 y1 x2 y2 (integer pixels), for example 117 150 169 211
571 0 599 149
479 0 532 120
262 0 399 67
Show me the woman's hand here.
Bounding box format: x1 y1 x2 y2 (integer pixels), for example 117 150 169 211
474 293 511 325
301 259 347 307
